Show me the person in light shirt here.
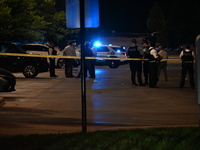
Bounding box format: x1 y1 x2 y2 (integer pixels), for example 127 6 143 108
63 41 76 78
179 44 195 89
157 45 168 81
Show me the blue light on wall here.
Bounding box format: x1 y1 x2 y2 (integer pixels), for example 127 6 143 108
66 0 99 28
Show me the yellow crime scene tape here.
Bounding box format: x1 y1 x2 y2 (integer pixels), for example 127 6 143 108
0 52 181 61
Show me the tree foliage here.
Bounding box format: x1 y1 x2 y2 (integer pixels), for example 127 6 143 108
147 2 169 47
147 2 166 33
0 0 77 47
44 11 79 49
167 0 200 47
0 0 45 42
0 0 12 39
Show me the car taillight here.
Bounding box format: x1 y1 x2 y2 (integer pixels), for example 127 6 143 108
40 57 47 61
122 52 126 56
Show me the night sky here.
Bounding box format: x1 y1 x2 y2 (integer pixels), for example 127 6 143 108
55 0 198 33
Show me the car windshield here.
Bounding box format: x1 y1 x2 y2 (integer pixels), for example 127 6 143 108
16 45 26 53
20 45 49 51
96 46 110 52
0 43 26 53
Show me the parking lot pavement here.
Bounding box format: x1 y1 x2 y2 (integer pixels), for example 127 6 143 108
0 97 4 107
0 53 199 135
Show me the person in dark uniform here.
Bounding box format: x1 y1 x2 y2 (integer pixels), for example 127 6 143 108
126 39 144 87
179 44 195 89
90 42 97 78
48 42 58 77
147 43 162 88
76 42 94 78
141 39 149 85
85 42 95 78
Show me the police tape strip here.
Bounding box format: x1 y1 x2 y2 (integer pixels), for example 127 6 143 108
0 53 181 61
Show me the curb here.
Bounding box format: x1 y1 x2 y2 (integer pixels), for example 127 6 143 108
0 97 5 107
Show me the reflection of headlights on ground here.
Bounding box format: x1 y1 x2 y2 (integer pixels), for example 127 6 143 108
95 68 103 75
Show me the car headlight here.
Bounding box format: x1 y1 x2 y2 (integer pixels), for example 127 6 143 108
116 49 121 53
94 41 101 47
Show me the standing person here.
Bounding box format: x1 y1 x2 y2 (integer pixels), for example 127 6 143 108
76 42 94 78
48 42 58 77
63 41 76 78
179 44 195 89
126 39 144 87
141 39 149 85
85 42 95 78
90 42 97 78
157 45 168 81
147 43 162 88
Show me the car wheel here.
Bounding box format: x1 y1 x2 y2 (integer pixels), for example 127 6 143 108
107 60 120 68
57 58 65 68
22 64 39 78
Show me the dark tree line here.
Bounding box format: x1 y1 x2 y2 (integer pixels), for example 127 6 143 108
147 0 200 48
1 0 200 49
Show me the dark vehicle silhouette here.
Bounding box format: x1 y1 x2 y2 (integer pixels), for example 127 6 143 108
0 68 16 92
0 42 49 78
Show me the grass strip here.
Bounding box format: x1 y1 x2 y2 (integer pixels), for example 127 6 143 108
0 127 200 150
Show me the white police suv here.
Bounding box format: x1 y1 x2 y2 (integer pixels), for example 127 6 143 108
76 43 128 68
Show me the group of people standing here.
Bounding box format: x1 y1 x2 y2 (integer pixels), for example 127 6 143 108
126 38 167 88
49 38 195 89
63 41 96 78
126 38 195 89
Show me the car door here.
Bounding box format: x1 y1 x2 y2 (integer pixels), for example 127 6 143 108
96 46 110 63
0 43 23 72
22 45 49 55
20 45 50 63
96 46 110 56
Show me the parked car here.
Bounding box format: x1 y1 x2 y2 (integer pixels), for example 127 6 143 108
19 43 64 68
0 42 49 78
0 68 16 92
76 44 128 68
0 77 7 91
